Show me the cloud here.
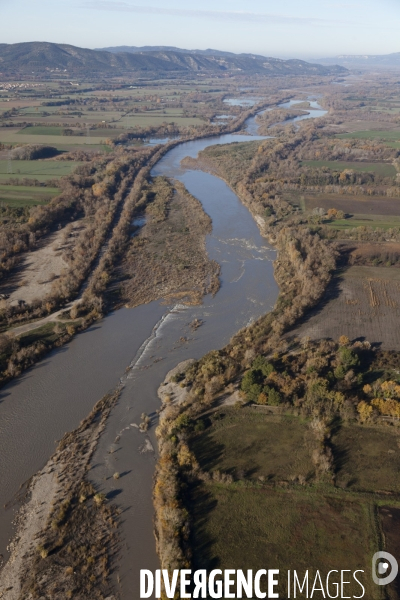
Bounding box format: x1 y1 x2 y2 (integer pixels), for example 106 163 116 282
79 2 350 26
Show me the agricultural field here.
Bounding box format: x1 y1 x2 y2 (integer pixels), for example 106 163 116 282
190 484 378 598
332 424 400 492
299 192 400 220
292 266 400 349
188 408 391 599
191 411 314 481
328 216 400 230
0 159 82 182
372 107 400 114
117 114 204 127
336 129 400 143
343 241 400 267
17 126 67 136
0 184 59 207
0 77 236 150
302 160 397 178
0 79 236 129
17 125 127 137
0 129 105 146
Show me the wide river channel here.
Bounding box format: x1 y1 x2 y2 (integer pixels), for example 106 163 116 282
0 101 326 597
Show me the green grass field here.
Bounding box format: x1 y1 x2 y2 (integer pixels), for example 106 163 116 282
386 141 400 149
0 130 104 146
0 184 59 207
191 411 314 481
342 265 400 281
188 408 398 598
80 110 124 121
372 107 400 114
190 484 379 598
17 319 82 344
327 216 400 230
18 126 67 136
302 160 396 177
336 130 400 142
18 322 59 346
0 160 82 181
332 424 400 492
19 106 61 114
17 126 127 138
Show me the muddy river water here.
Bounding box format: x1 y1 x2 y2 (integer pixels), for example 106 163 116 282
0 102 326 596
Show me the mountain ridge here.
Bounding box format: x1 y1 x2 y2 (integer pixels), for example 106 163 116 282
0 42 348 76
96 45 268 60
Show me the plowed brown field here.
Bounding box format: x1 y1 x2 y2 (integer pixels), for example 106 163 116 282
292 266 400 349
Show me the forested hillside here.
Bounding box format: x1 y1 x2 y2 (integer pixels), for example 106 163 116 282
0 42 348 76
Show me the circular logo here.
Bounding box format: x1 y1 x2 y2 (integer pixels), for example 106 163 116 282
372 552 398 586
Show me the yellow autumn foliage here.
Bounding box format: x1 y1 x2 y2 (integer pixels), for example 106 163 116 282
357 400 373 422
380 380 400 399
371 397 400 418
177 443 194 467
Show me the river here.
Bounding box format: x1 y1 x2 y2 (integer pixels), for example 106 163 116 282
0 100 326 596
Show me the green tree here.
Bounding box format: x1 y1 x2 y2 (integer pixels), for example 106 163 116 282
251 355 275 377
267 388 282 406
338 346 359 368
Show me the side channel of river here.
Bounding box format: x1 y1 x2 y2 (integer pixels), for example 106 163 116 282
0 102 326 596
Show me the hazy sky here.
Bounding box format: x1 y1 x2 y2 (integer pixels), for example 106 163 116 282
1 0 399 58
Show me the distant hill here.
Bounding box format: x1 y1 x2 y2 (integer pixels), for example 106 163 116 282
0 42 348 77
316 52 400 69
97 45 268 60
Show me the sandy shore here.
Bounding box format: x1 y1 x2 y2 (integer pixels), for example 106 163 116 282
0 390 120 599
0 461 59 599
157 359 195 406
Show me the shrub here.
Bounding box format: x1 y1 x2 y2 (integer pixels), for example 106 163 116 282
173 413 192 432
194 419 205 432
37 544 48 559
93 493 106 506
171 372 185 383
